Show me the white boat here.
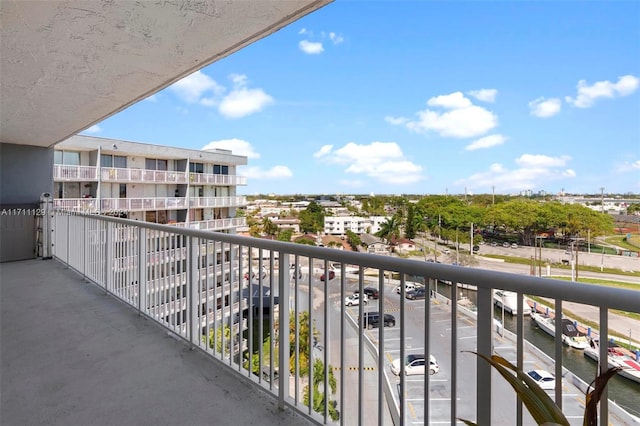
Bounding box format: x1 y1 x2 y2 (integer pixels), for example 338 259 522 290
584 339 640 385
493 290 531 316
531 312 590 349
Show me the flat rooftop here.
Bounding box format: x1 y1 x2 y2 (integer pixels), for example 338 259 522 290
1 259 314 426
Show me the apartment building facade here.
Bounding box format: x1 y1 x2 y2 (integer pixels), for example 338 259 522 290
53 135 247 232
323 215 390 236
53 135 251 350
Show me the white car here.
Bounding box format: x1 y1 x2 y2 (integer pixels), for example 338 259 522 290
390 354 439 376
527 369 555 390
344 293 368 307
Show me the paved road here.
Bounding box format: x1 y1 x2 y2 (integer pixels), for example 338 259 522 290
413 238 640 347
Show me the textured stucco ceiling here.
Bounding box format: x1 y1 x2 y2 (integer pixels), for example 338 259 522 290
0 0 331 148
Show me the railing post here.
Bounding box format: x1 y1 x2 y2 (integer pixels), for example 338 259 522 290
105 221 113 294
476 286 492 425
188 235 200 348
278 253 290 411
599 307 609 426
138 227 147 316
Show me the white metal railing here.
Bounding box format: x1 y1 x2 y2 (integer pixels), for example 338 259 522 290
50 212 640 426
171 218 246 231
53 165 247 186
53 164 98 181
189 173 247 186
101 168 188 183
189 196 246 208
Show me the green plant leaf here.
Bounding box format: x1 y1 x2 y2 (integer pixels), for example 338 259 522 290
583 366 622 426
466 351 570 426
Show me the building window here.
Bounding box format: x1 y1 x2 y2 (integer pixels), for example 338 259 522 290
119 184 127 198
213 164 229 175
145 158 167 171
101 154 126 168
55 151 80 165
190 162 204 173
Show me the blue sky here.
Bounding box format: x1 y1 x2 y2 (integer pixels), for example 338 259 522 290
84 1 640 196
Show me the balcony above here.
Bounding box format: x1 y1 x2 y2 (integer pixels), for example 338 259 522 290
171 218 247 231
53 196 247 212
53 165 247 186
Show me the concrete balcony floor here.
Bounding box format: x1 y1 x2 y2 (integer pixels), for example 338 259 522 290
1 259 314 426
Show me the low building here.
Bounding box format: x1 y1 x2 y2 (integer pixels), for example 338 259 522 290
360 233 389 255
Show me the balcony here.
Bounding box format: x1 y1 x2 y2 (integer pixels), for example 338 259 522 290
171 218 247 231
190 196 246 208
3 211 640 425
53 164 98 181
53 197 246 212
53 165 247 186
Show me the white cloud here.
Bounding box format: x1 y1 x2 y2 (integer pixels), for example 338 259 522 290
82 125 101 134
299 40 324 55
427 91 473 109
454 154 574 192
394 92 498 138
614 159 640 173
565 74 639 108
218 88 273 118
515 154 571 168
384 116 409 125
243 165 293 179
465 134 506 151
298 28 309 35
170 71 224 104
202 139 260 159
528 97 562 118
145 94 158 102
329 32 344 45
390 92 498 138
317 141 423 185
314 145 333 158
169 72 273 118
468 89 497 103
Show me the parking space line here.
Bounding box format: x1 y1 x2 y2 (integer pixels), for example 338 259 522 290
459 336 476 340
408 402 417 419
386 352 394 363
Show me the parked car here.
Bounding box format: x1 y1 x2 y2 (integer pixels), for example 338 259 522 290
442 248 450 254
320 270 335 281
511 243 518 249
344 293 368 306
362 287 379 299
502 242 510 248
527 369 555 390
390 354 439 376
406 287 426 300
360 311 395 329
491 242 498 247
395 282 419 294
473 245 480 252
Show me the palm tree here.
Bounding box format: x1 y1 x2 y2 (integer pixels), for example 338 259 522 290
375 216 401 244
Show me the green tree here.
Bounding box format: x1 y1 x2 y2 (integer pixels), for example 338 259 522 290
303 359 339 421
299 201 325 233
276 228 293 242
206 323 231 355
345 230 361 250
262 217 278 236
375 216 401 243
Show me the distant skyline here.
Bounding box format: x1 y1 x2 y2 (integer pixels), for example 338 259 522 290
82 1 640 196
